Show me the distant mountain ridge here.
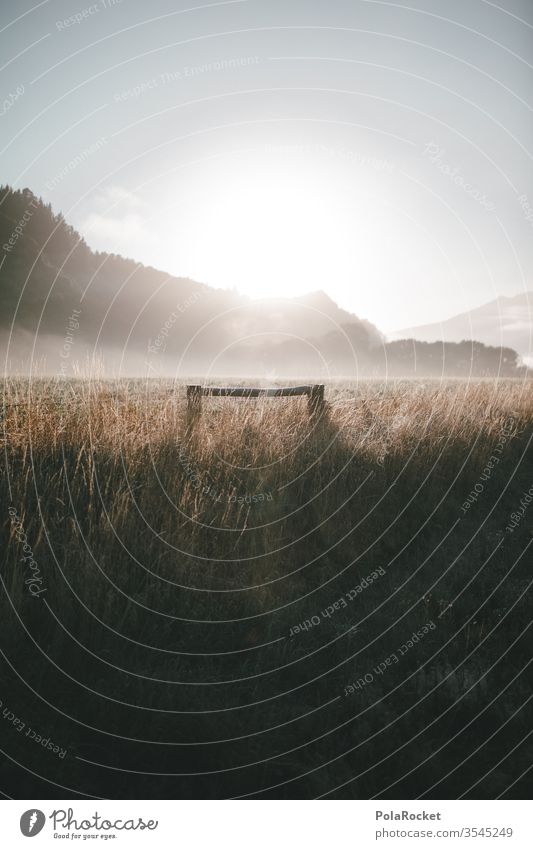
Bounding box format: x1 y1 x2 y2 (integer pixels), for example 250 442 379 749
390 292 533 365
0 184 527 378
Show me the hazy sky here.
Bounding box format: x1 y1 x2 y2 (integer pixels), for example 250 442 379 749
2 0 533 332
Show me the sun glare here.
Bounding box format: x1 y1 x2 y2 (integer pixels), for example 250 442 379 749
163 153 387 300
190 172 353 299
153 151 440 331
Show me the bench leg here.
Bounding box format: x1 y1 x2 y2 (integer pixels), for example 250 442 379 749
186 385 202 432
308 384 325 419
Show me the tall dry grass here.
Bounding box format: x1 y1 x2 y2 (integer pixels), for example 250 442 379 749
1 377 532 798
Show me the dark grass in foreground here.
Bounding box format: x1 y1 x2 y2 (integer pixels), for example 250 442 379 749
1 378 532 799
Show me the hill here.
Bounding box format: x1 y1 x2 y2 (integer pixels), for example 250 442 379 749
0 185 381 375
390 292 533 366
0 185 526 378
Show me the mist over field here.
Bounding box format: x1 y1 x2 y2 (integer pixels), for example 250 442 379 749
0 187 528 380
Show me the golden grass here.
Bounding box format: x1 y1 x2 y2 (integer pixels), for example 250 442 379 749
1 377 532 797
2 376 530 602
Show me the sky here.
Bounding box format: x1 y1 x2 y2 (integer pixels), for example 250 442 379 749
1 0 533 333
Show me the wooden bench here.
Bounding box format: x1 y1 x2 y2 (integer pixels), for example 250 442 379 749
186 384 325 418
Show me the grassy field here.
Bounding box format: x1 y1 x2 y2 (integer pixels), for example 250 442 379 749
1 377 532 799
